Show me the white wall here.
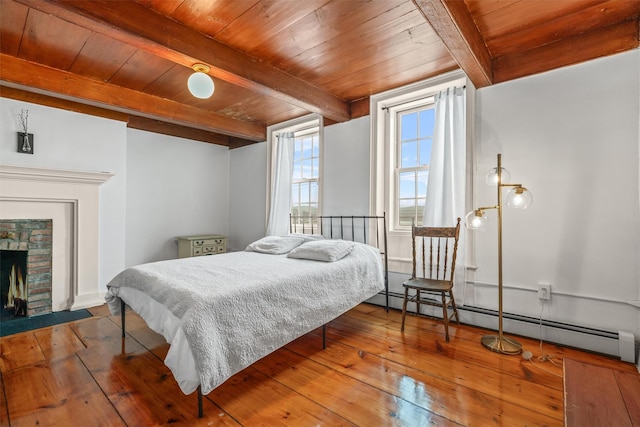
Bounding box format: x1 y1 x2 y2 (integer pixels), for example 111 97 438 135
125 128 230 265
0 98 127 293
227 141 268 251
323 116 371 215
472 50 640 337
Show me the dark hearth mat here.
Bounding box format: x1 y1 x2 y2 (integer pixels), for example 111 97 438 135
0 309 92 337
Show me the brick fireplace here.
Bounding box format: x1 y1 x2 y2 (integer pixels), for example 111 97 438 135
0 219 53 317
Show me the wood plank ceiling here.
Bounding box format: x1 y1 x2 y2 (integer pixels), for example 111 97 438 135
1 0 639 148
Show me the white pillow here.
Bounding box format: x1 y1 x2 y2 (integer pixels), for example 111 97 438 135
287 239 355 262
245 235 304 254
288 233 326 243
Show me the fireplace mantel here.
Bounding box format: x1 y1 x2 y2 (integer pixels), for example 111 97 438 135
0 164 113 184
0 164 113 311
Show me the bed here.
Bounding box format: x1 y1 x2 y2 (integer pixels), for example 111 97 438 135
105 215 388 416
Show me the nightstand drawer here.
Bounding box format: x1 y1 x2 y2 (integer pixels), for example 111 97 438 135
200 245 223 255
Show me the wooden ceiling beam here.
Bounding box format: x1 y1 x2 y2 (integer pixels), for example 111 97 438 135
16 0 351 123
349 97 370 120
412 0 493 88
0 54 266 141
127 116 255 148
0 85 130 123
493 18 640 84
1 86 257 147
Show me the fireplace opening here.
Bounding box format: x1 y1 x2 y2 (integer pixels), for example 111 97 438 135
1 250 28 320
0 219 52 318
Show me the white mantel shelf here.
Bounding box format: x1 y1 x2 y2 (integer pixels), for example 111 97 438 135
0 164 113 184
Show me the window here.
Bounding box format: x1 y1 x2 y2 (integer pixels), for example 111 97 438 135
369 71 468 273
371 71 467 233
291 127 320 218
396 104 435 227
266 115 322 236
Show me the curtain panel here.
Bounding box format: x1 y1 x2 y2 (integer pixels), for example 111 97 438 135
266 132 295 236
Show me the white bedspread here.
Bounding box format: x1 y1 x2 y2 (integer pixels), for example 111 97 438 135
105 242 384 395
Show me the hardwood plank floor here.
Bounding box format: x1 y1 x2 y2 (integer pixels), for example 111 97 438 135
1 303 638 426
564 358 640 427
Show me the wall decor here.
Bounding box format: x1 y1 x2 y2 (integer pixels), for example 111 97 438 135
17 109 33 154
17 133 34 154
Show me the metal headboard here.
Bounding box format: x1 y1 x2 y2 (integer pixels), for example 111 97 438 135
289 213 389 311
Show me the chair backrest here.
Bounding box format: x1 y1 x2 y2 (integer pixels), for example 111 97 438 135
411 218 461 282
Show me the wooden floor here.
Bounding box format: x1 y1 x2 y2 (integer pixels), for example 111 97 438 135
564 358 640 426
1 304 638 426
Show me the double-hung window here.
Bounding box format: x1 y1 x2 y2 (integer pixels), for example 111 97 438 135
396 103 435 227
291 127 320 218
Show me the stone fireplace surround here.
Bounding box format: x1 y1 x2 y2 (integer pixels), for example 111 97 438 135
0 164 112 312
0 219 53 316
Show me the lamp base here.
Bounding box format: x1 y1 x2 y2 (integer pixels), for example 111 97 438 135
481 334 522 355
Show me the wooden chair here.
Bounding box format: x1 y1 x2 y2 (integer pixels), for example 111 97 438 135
401 218 461 342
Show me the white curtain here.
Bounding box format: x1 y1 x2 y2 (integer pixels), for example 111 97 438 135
266 132 295 236
423 86 466 227
423 86 466 298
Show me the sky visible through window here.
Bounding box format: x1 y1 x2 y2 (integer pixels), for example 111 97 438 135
291 131 319 220
398 106 435 226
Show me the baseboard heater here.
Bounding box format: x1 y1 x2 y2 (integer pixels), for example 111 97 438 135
461 305 618 339
378 291 632 361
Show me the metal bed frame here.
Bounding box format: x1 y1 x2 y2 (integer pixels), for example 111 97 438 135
289 213 389 311
119 213 389 418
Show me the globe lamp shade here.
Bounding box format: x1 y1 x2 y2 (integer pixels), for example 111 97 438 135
486 167 511 186
465 210 487 230
505 187 533 209
188 68 215 99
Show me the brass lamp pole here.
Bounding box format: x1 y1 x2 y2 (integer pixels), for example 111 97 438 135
465 154 532 355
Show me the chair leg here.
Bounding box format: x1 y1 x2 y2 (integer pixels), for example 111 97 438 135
401 287 409 332
449 291 460 324
416 290 421 316
440 292 450 342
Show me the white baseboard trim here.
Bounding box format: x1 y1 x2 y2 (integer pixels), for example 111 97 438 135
70 292 106 311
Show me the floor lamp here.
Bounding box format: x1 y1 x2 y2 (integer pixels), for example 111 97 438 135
465 154 533 355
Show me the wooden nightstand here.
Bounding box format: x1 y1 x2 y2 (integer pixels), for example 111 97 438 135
176 234 227 258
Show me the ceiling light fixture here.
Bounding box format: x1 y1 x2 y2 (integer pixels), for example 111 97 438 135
187 64 214 99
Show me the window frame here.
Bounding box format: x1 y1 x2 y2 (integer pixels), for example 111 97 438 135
266 114 323 233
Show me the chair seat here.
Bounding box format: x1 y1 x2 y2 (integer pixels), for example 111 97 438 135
403 277 452 292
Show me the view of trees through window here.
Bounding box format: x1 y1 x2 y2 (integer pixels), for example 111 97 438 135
290 128 320 231
397 105 435 227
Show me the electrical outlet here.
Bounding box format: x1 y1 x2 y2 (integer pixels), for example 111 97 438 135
538 284 551 300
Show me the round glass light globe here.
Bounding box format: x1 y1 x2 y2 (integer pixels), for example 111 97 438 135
187 72 215 99
505 187 533 209
485 167 511 186
465 210 487 230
